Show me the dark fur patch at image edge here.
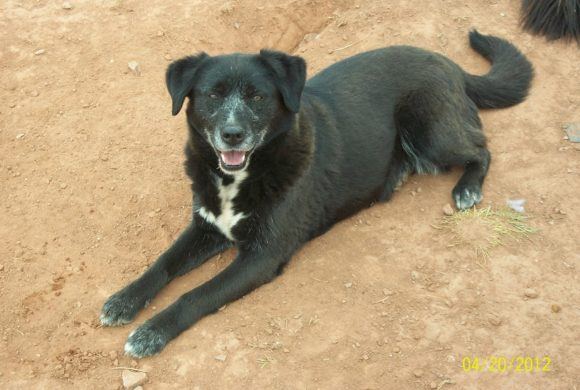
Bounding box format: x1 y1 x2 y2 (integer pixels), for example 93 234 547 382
520 0 580 43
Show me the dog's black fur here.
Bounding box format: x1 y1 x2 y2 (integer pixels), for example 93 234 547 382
520 0 580 43
100 30 533 358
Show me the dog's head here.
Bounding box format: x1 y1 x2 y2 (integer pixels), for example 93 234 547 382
166 50 306 174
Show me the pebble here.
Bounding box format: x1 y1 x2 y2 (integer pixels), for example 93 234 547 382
121 369 147 389
488 316 502 326
30 90 39 97
442 203 454 216
430 382 438 389
62 1 73 10
16 133 25 140
551 304 561 313
344 282 352 288
164 54 172 61
34 49 46 55
393 346 400 353
130 360 138 368
214 354 227 362
0 264 4 271
128 61 141 76
413 369 423 378
524 288 538 299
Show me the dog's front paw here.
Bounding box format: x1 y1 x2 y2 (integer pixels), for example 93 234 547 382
452 184 483 210
124 322 169 358
100 289 149 327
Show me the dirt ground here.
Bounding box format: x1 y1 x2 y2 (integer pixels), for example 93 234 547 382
1 0 579 389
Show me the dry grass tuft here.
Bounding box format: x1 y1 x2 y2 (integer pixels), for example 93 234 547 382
433 206 537 259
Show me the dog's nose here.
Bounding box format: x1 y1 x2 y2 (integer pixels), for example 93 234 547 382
221 127 245 146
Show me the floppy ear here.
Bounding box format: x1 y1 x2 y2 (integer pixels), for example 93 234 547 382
166 53 209 116
259 50 306 113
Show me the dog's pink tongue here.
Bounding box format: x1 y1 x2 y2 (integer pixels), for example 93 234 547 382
221 151 245 166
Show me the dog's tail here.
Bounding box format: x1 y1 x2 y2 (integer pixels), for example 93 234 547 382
464 30 534 109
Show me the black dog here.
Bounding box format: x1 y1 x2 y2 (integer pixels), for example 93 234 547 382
100 30 533 358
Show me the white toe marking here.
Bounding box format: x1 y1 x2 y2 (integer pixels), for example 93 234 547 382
197 170 248 240
124 340 135 355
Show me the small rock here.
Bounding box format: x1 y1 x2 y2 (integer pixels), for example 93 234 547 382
9 103 16 108
564 122 580 142
410 270 420 281
134 387 143 390
34 49 46 55
0 264 4 271
30 90 39 97
109 350 118 360
500 12 506 17
130 360 138 368
62 1 73 10
121 370 147 389
488 316 502 326
214 354 227 362
16 133 25 140
442 203 454 216
344 282 352 288
507 199 526 213
164 54 172 61
551 304 561 313
393 346 400 353
60 183 67 189
524 288 538 299
128 61 141 76
430 382 438 389
413 369 423 378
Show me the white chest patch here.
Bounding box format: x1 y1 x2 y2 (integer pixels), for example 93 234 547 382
197 170 248 240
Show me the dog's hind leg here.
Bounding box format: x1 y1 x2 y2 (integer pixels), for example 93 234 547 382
395 86 491 210
448 144 491 209
426 101 491 210
379 137 412 202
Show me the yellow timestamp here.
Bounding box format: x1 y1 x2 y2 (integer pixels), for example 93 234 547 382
461 356 551 373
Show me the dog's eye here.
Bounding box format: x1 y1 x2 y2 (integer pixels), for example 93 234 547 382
252 95 263 102
209 93 219 99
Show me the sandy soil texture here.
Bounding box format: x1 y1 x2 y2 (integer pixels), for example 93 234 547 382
1 0 579 389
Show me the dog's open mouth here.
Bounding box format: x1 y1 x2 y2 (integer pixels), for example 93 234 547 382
219 150 249 171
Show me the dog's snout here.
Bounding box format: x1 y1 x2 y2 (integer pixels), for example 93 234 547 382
221 127 245 146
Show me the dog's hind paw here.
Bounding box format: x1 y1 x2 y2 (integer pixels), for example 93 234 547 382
124 323 169 358
452 184 483 210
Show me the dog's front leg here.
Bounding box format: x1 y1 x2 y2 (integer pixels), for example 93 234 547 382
100 221 230 327
124 247 286 358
